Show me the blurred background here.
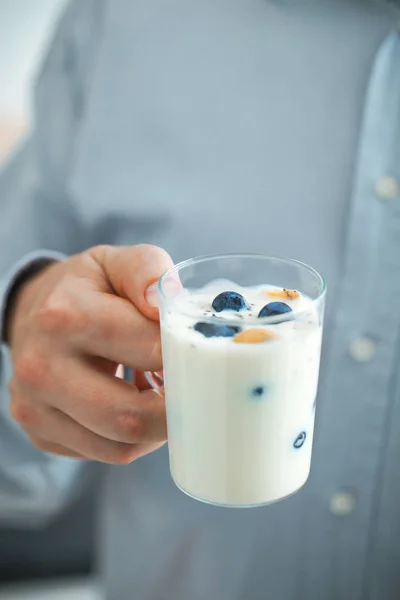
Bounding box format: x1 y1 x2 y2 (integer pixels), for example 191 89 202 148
0 0 64 160
0 1 101 598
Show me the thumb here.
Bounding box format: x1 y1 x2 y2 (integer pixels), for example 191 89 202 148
95 244 174 320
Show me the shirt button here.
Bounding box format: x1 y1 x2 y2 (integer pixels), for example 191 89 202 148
329 491 356 516
374 176 399 200
349 336 376 362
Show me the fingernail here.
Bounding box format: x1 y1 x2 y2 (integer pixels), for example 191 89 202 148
145 282 159 307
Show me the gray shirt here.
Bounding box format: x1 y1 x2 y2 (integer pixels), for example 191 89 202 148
1 1 400 598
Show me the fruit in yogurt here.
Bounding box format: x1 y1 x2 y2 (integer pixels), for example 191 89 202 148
258 301 293 319
193 321 241 338
211 291 249 313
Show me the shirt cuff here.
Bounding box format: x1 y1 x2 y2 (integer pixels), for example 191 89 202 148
0 251 66 344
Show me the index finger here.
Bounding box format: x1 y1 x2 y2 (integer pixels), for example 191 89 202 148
93 244 174 320
74 292 163 371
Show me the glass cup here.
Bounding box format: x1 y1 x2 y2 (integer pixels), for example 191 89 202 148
146 254 326 508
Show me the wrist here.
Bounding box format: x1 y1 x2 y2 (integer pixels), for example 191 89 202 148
4 258 57 346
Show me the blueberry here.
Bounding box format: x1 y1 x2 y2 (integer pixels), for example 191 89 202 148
293 432 307 449
193 322 241 338
258 302 293 319
251 385 266 398
212 291 249 313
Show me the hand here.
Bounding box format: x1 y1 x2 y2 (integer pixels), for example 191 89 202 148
7 244 173 464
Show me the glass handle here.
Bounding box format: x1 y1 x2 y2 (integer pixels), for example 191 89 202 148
144 370 164 395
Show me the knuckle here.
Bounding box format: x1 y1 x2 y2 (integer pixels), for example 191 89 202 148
116 410 147 441
10 399 38 428
37 292 88 336
88 245 114 266
14 351 49 389
37 293 74 333
134 243 172 264
92 244 114 256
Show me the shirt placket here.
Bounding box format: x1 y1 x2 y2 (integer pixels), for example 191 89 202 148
307 29 400 600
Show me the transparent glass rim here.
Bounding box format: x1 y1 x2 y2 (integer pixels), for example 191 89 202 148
158 253 326 326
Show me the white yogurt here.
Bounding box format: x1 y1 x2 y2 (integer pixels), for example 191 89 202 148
161 282 323 507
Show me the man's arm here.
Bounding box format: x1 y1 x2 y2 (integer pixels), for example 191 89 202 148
0 0 103 527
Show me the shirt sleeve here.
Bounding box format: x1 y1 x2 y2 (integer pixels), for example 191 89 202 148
0 0 104 527
0 252 66 343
